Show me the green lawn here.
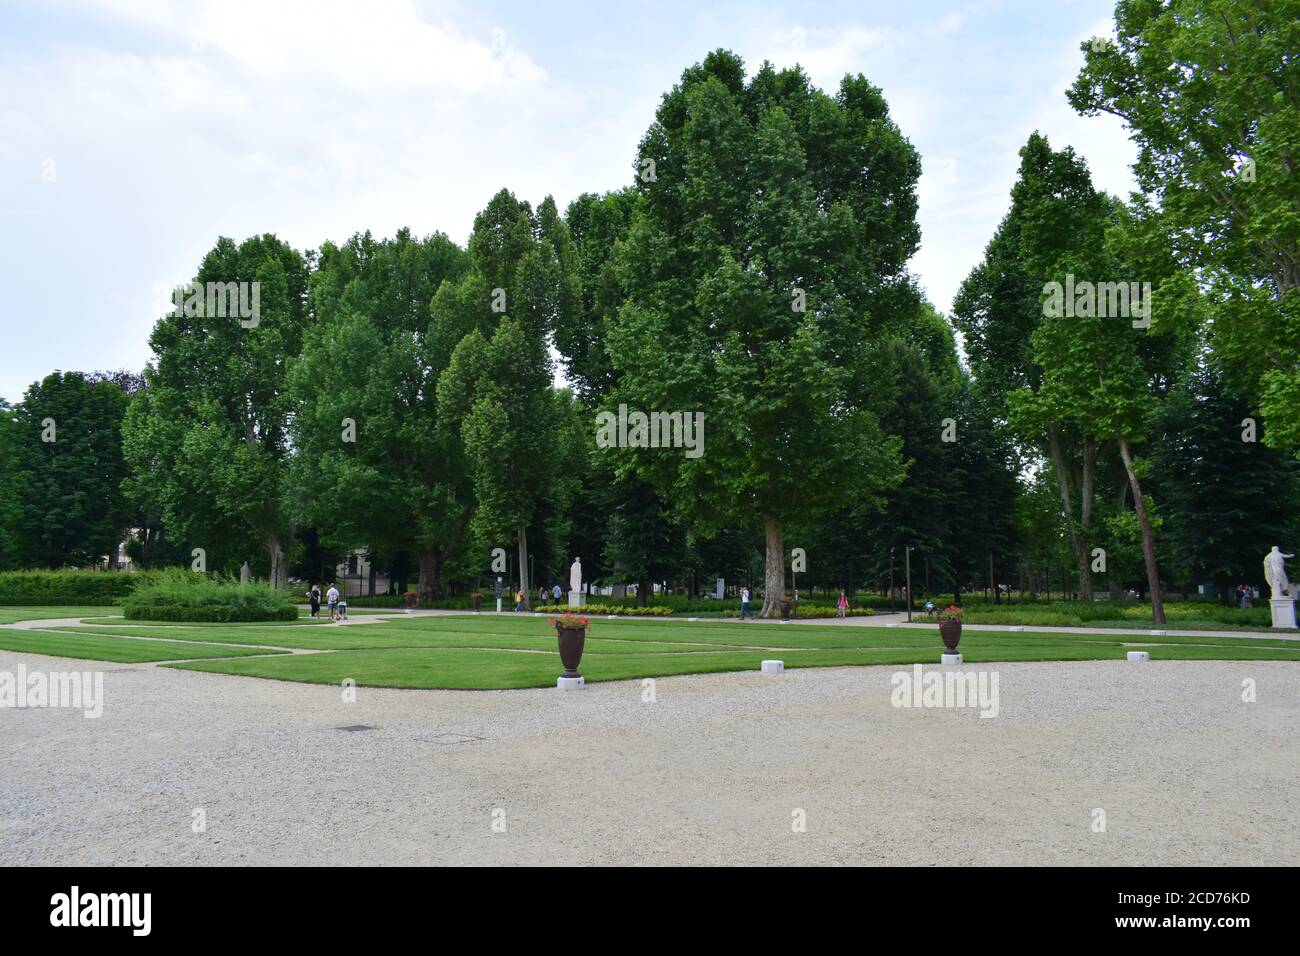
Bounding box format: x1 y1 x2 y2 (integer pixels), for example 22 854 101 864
0 610 1294 688
0 606 124 625
0 629 291 663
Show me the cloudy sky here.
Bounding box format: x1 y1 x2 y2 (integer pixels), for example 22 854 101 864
0 0 1138 403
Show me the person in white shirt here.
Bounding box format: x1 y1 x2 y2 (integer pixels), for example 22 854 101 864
740 587 751 620
326 585 341 621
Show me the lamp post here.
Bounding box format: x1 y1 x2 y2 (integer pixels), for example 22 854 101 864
889 547 896 614
905 546 913 623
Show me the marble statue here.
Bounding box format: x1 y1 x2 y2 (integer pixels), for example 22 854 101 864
569 557 582 594
1263 546 1296 599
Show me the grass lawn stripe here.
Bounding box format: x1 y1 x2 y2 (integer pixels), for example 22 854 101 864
164 638 1300 690
0 629 294 663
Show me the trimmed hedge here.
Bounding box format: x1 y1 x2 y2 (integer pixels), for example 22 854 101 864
123 604 298 623
0 570 147 606
121 570 298 622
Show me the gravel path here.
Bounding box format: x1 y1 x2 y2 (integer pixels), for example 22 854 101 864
1 649 1295 866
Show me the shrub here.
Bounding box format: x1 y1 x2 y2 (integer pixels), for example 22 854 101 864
0 570 150 606
121 569 297 622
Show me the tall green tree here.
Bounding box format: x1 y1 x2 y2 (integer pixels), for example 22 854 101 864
608 51 917 616
1151 359 1300 597
0 401 23 570
955 133 1104 601
436 190 580 606
123 234 310 585
288 228 472 598
1070 0 1300 451
11 372 131 568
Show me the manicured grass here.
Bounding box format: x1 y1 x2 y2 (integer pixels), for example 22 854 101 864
6 612 1296 688
0 606 124 625
0 629 292 663
959 600 1284 632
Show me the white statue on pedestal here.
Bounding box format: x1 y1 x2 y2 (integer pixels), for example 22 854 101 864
1263 546 1296 599
568 558 585 607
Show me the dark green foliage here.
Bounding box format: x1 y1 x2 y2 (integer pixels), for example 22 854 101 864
0 569 145 605
121 569 297 621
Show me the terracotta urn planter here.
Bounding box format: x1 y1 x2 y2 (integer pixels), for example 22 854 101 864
939 619 962 652
551 614 589 680
556 626 586 678
470 593 482 612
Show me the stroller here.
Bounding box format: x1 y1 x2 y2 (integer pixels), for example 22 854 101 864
336 599 349 621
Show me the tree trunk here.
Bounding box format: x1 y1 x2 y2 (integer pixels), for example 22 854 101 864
760 514 785 618
1048 425 1092 601
637 579 649 607
418 545 440 602
1080 437 1099 600
367 559 376 597
1117 436 1165 625
516 523 530 609
1108 477 1127 600
266 534 286 590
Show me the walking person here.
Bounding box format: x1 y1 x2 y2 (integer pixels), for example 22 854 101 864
326 584 340 621
837 589 848 619
515 589 524 612
552 583 562 602
307 584 321 619
538 585 548 607
740 586 751 620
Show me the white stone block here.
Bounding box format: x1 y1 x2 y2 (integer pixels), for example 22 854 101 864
940 653 963 665
688 617 699 622
760 660 784 674
1008 626 1024 632
1127 651 1150 662
886 622 901 628
568 591 586 608
1270 598 1297 629
556 676 585 690
1150 629 1166 636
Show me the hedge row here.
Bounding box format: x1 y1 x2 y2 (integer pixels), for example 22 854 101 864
122 604 299 622
120 569 298 622
0 570 147 605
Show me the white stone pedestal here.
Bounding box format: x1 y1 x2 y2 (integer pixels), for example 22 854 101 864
760 660 784 674
568 591 585 608
1127 651 1150 662
1270 598 1296 629
941 653 963 665
557 676 585 690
